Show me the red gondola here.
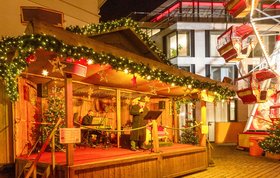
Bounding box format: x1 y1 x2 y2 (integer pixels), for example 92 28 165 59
269 104 280 124
236 69 276 104
217 24 257 62
224 0 259 18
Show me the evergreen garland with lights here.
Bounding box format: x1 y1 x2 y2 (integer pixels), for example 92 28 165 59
259 120 280 154
66 18 171 65
0 19 235 102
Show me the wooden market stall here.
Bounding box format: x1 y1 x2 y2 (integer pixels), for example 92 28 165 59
0 19 235 178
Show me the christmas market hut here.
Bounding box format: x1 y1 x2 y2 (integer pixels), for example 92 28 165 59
0 18 235 177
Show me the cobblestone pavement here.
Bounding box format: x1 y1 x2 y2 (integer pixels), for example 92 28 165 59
183 144 280 178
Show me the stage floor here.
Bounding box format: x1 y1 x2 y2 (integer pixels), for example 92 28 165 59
16 144 208 178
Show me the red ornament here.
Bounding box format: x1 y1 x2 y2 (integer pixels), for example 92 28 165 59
131 75 137 87
25 54 36 64
78 57 88 66
66 57 74 63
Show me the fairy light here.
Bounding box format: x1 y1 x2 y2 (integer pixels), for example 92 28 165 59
42 69 49 76
87 59 93 65
124 68 129 74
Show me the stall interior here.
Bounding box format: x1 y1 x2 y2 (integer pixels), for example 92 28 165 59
14 76 175 156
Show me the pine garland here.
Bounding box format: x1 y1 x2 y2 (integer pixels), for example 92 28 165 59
66 18 171 65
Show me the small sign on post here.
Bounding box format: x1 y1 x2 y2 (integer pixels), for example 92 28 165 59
201 125 209 134
59 128 81 144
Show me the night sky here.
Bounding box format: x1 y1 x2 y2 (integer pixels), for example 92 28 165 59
100 0 166 22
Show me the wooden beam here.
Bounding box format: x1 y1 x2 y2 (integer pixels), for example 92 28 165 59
26 20 235 91
65 74 74 178
200 101 207 147
116 89 121 148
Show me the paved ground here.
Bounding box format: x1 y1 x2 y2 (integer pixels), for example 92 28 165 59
184 144 280 178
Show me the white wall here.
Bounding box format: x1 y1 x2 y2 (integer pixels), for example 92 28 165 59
0 0 102 37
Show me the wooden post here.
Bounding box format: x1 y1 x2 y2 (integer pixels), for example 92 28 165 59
173 100 179 143
200 100 207 147
152 120 159 153
51 135 55 177
65 74 74 178
116 89 121 148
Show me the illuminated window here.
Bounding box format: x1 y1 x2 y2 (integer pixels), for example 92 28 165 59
166 31 191 59
167 32 177 58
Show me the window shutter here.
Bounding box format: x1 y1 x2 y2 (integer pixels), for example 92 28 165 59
234 65 238 79
205 64 211 78
191 64 195 73
205 30 210 57
163 36 167 55
191 30 195 57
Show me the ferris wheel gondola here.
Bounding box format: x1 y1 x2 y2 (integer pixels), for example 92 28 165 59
217 24 258 62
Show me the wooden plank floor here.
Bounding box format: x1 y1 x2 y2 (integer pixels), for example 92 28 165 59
185 144 280 178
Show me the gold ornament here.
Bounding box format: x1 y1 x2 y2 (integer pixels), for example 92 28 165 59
49 57 66 76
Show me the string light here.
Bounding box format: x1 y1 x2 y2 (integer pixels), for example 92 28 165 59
87 59 93 65
124 68 129 74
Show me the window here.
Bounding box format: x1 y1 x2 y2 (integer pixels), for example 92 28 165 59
205 30 223 57
250 35 275 57
167 32 177 58
179 64 195 73
166 31 192 59
210 31 222 57
210 65 235 82
179 66 191 72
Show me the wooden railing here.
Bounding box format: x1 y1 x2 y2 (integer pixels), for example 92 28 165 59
23 118 62 178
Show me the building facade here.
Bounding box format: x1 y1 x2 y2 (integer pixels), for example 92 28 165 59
135 0 279 142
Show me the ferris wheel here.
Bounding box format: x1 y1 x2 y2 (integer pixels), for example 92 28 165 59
218 0 280 131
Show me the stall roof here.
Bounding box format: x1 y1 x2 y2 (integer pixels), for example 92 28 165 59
22 19 235 98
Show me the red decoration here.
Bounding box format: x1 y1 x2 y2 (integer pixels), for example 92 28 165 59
25 54 36 64
77 57 88 66
66 57 74 63
131 75 137 87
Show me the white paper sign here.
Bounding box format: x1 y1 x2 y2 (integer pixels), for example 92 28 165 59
59 128 81 144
